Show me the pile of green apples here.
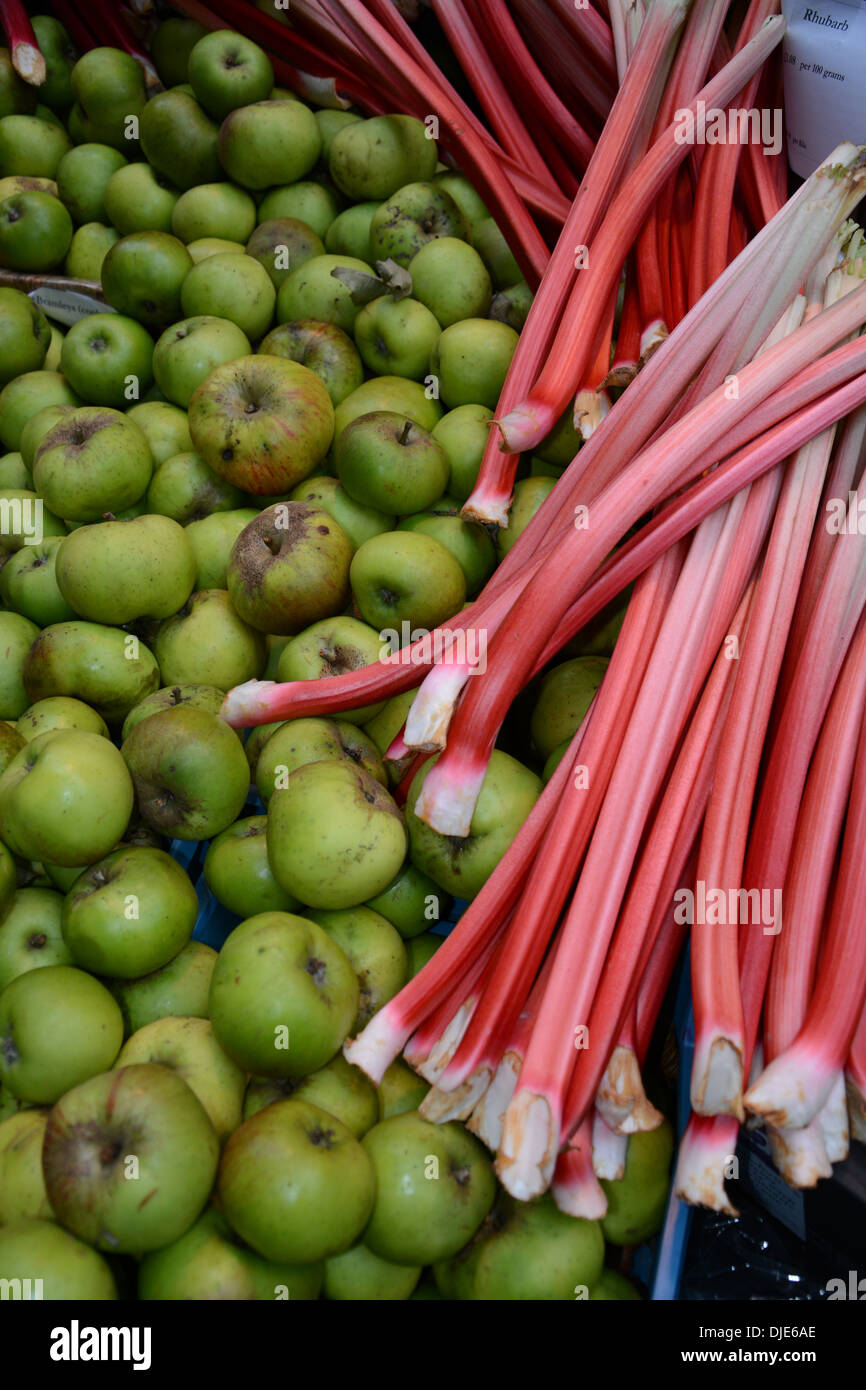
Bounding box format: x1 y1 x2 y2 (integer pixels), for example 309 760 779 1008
0 13 665 1300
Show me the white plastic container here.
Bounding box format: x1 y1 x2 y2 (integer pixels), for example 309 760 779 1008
781 0 866 177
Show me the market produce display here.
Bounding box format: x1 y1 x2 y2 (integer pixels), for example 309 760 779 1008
0 0 863 1304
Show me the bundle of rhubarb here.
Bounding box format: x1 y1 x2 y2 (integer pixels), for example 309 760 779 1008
209 0 866 1217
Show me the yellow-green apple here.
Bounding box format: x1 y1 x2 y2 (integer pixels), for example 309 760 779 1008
336 411 449 515
315 109 361 157
306 906 407 1032
0 729 133 866
244 1052 379 1137
217 1098 375 1262
0 113 70 178
369 181 468 267
329 114 437 200
219 100 321 191
600 1119 674 1244
146 450 245 523
55 143 127 225
245 217 323 291
122 703 250 841
63 221 118 279
491 280 532 331
0 837 15 908
408 237 491 327
324 201 379 260
55 514 197 624
188 353 334 494
406 750 543 898
0 964 123 1103
0 189 72 269
69 47 146 150
530 656 610 762
0 887 71 991
590 1269 642 1299
0 450 28 487
254 716 386 807
30 15 75 111
431 403 494 501
288 474 391 549
116 1017 245 1144
350 529 466 632
203 814 298 917
226 501 352 635
61 846 198 978
353 297 441 380
260 319 363 406
180 252 275 341
274 614 385 725
120 682 230 742
398 499 496 596
139 90 222 191
0 47 37 118
59 313 154 408
361 1111 496 1264
185 507 259 589
188 31 274 121
153 588 267 689
0 612 39 719
125 400 192 463
497 475 557 558
151 16 207 88
187 235 245 263
0 288 50 387
333 374 442 441
405 931 442 976
173 184 257 246
22 620 160 723
16 696 107 743
138 1204 322 1300
431 318 519 409
42 1062 219 1252
378 1057 429 1117
324 1241 421 1300
0 370 79 452
258 181 339 239
0 1219 117 1298
267 761 407 909
473 216 522 288
103 162 179 235
0 1108 53 1223
366 861 450 939
33 405 152 522
433 170 489 229
106 940 217 1037
101 231 193 325
276 253 374 335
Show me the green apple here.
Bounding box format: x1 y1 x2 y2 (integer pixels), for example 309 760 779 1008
432 318 519 409
405 931 442 977
0 729 133 866
407 749 543 898
0 612 38 719
431 403 494 501
125 400 192 463
173 182 256 244
363 688 417 770
219 100 321 191
154 588 267 689
315 109 361 158
245 216 324 289
0 726 24 783
151 16 207 88
187 235 245 263
0 887 71 991
274 614 385 725
116 1016 245 1144
15 696 107 743
226 501 352 635
69 47 147 150
0 47 37 119
590 1268 643 1299
333 374 442 441
101 231 193 325
398 500 496 597
42 1061 219 1252
0 189 72 270
0 539 73 628
33 405 152 521
245 1052 380 1138
491 280 532 332
350 529 466 632
0 1219 117 1299
186 507 259 589
362 1111 496 1264
600 1119 674 1245
288 474 391 549
0 828 15 909
139 90 222 192
122 703 250 841
56 514 195 625
267 761 407 909
473 216 522 290
0 288 50 387
276 252 374 335
433 1192 605 1299
103 162 179 235
0 964 122 1103
408 237 491 327
329 115 437 200
378 1057 429 1117
64 221 119 280
188 353 334 494
258 181 340 239
210 912 359 1078
497 475 557 558
107 940 217 1037
61 846 198 978
366 862 450 939
188 31 274 121
0 114 70 178
21 620 160 723
138 1203 322 1300
43 325 61 371
260 319 363 406
0 450 28 487
433 171 489 229
0 174 55 202
120 682 231 742
204 815 298 917
324 1241 421 1300
530 656 609 761
59 312 153 408
336 411 449 515
181 252 275 340
218 1098 375 1262
325 201 379 261
55 143 127 225
369 182 468 267
0 1108 53 1223
535 404 582 467
254 717 386 806
0 371 79 452
306 906 407 1032
354 297 442 383
152 316 251 413
146 450 245 523
30 15 76 113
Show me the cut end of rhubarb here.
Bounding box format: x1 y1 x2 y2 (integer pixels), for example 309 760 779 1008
414 999 476 1084
342 1009 407 1085
638 320 669 366
552 1148 609 1220
404 666 468 752
690 1037 745 1120
744 1045 834 1132
466 1051 520 1151
419 1067 492 1123
596 1044 646 1133
220 680 279 727
12 42 46 86
591 1111 628 1181
673 1116 739 1215
411 760 484 837
495 402 556 455
496 1089 557 1201
766 1123 832 1188
460 491 511 529
574 387 611 443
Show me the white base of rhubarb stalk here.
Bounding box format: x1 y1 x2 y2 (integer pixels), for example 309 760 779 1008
404 663 470 751
419 1065 492 1123
673 1114 739 1215
12 42 46 85
460 487 511 529
220 679 277 727
846 1077 866 1145
596 1045 664 1134
744 1041 836 1131
496 1090 557 1200
494 401 558 456
552 1144 609 1220
342 1006 409 1085
591 1110 627 1180
411 757 486 836
638 319 668 365
817 1071 849 1164
466 1051 520 1150
767 1122 832 1187
574 386 612 442
689 1034 744 1119
412 999 476 1084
